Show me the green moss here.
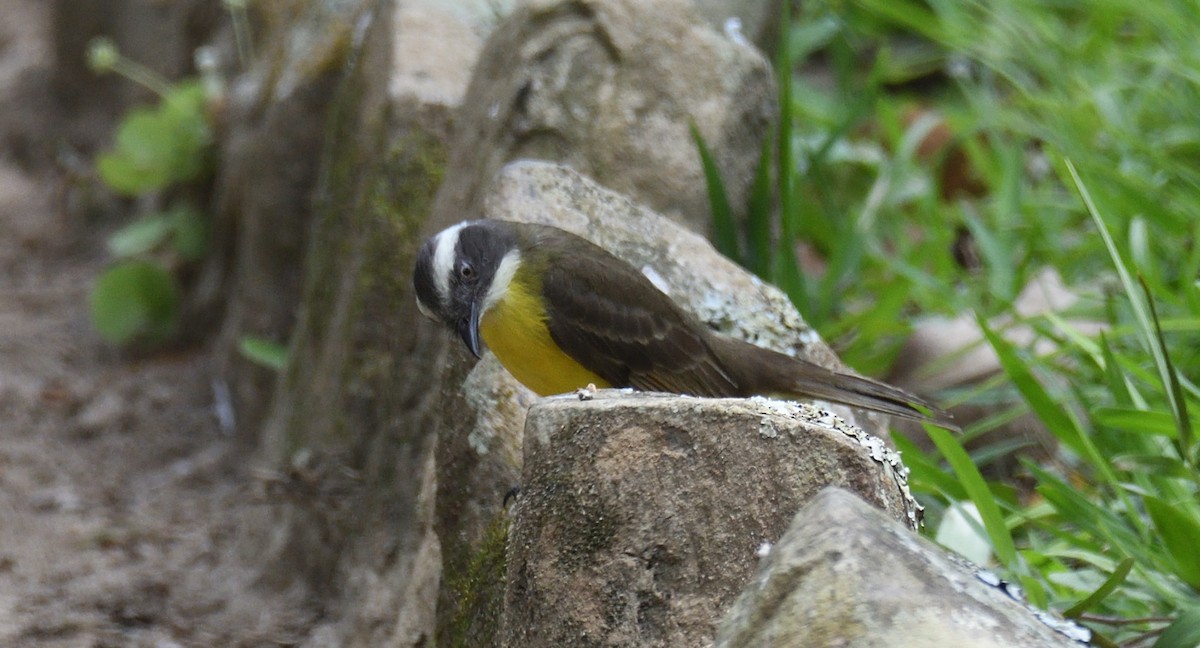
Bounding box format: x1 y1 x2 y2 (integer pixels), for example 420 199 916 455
271 7 449 455
438 510 511 647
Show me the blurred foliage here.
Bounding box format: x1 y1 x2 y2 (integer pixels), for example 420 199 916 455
85 38 215 347
95 81 212 196
700 0 1200 645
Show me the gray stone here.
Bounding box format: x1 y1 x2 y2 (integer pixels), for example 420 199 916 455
199 0 375 436
484 160 844 368
691 0 785 54
501 392 919 648
433 160 877 646
215 3 492 647
75 391 126 434
430 0 775 234
716 488 1090 648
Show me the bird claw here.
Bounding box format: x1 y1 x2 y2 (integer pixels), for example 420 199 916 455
576 383 597 401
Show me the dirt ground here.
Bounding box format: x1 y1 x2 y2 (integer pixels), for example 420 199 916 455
0 3 310 646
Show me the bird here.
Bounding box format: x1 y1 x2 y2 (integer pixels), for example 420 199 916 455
412 219 956 430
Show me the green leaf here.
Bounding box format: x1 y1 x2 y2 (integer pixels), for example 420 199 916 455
97 108 178 195
1140 275 1194 457
1062 556 1133 618
158 81 213 182
978 317 1087 458
1154 606 1200 648
1110 454 1194 479
745 136 774 278
690 121 740 263
238 336 289 371
169 204 210 260
1026 462 1148 564
1066 160 1193 456
90 260 179 345
893 433 966 499
107 213 175 257
1098 332 1133 407
926 425 1018 567
1144 496 1200 590
95 80 212 196
1093 407 1182 439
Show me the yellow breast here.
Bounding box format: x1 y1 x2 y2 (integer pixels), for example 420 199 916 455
478 279 609 396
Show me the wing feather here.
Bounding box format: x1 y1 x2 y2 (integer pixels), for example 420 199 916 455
536 229 740 397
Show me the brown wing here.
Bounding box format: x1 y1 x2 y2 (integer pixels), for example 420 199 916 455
535 228 741 397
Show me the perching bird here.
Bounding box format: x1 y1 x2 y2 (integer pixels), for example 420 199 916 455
413 219 956 429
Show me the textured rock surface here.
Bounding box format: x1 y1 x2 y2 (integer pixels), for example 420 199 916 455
433 160 873 645
715 488 1089 648
692 0 785 53
430 0 775 233
200 0 373 435
500 392 919 648
219 3 493 647
484 160 844 367
426 0 779 640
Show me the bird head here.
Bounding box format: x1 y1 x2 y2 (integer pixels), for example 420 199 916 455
412 220 520 358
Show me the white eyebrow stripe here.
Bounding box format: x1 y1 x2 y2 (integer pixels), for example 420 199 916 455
482 249 521 314
432 221 468 304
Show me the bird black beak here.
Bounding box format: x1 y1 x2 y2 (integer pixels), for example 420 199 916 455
457 299 482 359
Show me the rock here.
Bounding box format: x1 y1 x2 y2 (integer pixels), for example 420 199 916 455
691 0 785 53
715 488 1090 648
433 161 874 646
500 392 920 648
484 160 844 368
430 0 775 234
199 0 377 437
219 2 492 647
75 390 126 435
887 267 1104 477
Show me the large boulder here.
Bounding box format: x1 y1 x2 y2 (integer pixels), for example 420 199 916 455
220 3 497 646
426 0 778 641
501 393 920 647
716 488 1091 648
429 0 775 234
431 160 878 645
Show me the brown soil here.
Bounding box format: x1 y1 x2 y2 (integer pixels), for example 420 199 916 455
0 3 309 646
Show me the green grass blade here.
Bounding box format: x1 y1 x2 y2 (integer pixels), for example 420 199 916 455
977 315 1087 458
1154 606 1200 648
1140 275 1194 455
1066 160 1193 457
1144 496 1200 591
893 433 967 500
238 335 289 371
1098 332 1133 407
1025 463 1148 565
1062 556 1134 618
926 425 1018 567
1092 407 1181 439
690 121 741 263
745 136 774 278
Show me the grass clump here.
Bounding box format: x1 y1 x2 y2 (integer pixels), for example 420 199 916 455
700 1 1200 644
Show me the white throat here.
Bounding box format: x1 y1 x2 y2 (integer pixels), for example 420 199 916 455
482 249 522 314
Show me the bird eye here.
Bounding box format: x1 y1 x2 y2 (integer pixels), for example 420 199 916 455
459 262 474 280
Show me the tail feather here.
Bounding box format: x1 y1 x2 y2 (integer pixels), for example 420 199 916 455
713 336 959 431
785 362 959 431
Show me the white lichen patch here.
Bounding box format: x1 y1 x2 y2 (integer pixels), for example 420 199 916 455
749 394 925 529
757 416 779 439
